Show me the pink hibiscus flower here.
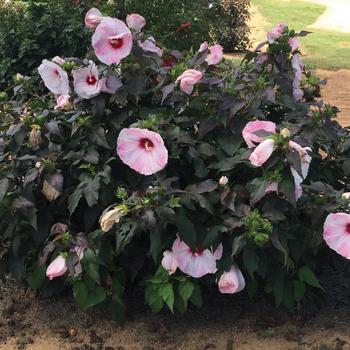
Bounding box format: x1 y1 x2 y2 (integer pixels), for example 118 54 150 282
205 44 224 66
72 62 101 99
126 13 146 31
267 23 286 43
85 8 104 29
46 255 67 280
324 213 350 259
176 69 203 95
249 138 275 167
38 59 70 95
172 237 223 278
218 265 245 294
138 36 163 57
116 128 168 176
242 120 277 148
92 17 132 65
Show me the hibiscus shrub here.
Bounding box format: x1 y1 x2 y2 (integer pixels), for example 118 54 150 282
0 13 349 319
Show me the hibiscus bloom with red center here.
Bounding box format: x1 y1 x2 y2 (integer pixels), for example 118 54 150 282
116 128 168 176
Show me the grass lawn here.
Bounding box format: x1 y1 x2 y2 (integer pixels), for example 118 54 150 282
252 0 350 69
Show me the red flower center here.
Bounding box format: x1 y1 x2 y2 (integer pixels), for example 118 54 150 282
190 247 204 256
110 37 123 49
86 75 97 85
346 223 350 234
54 69 60 76
140 138 154 151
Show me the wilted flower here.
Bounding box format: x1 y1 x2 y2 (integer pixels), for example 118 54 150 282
205 44 223 66
218 265 245 294
171 236 223 278
54 95 71 110
323 213 350 259
242 120 276 148
126 13 146 31
265 182 278 194
29 129 42 148
42 173 63 202
52 56 65 66
92 17 132 65
72 62 101 99
99 72 122 94
138 37 163 57
176 69 203 95
46 255 67 280
38 59 70 95
280 128 291 138
288 37 299 52
267 23 286 43
249 139 275 167
161 250 177 275
99 206 127 232
85 8 104 29
116 128 168 176
219 176 229 186
291 54 304 101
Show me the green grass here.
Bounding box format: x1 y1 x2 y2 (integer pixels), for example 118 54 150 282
252 0 350 70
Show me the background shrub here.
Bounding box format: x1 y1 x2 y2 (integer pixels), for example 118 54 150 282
0 0 250 88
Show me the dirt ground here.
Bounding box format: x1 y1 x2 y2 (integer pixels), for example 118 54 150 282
2 266 350 350
316 69 350 126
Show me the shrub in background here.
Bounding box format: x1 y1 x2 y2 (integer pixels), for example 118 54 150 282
0 0 90 87
0 11 349 320
0 0 250 88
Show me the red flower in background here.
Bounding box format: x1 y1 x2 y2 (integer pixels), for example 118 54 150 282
176 21 191 33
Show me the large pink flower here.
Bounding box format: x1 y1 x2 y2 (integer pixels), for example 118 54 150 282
172 237 223 278
242 120 276 148
116 128 168 176
72 62 101 99
92 17 132 65
85 8 104 29
176 69 203 95
138 36 163 57
38 59 70 95
218 265 245 294
324 213 350 259
249 138 275 167
267 23 286 43
205 44 224 66
46 255 67 280
161 250 177 275
126 13 146 31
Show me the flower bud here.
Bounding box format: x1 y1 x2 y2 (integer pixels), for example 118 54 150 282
342 192 350 200
219 176 229 186
280 128 291 138
161 250 177 275
46 255 67 280
99 206 127 232
218 266 245 294
13 73 24 84
52 56 66 66
29 129 42 148
0 92 8 102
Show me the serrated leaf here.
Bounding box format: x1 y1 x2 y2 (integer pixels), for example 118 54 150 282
159 283 174 313
178 281 195 307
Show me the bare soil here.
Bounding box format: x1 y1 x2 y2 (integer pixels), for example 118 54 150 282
2 267 350 350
